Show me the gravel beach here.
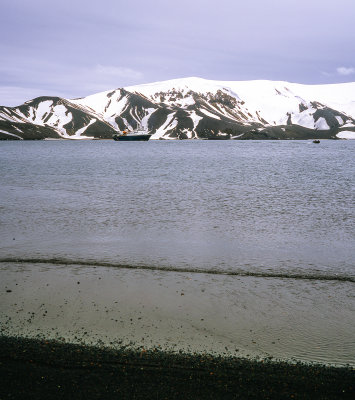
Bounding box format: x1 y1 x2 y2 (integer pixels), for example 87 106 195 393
0 336 353 399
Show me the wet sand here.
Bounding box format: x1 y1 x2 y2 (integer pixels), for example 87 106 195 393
0 336 353 399
1 261 354 366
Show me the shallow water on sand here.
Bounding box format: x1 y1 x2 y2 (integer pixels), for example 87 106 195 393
0 140 354 365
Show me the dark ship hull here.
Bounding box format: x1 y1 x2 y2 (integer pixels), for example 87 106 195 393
113 134 152 141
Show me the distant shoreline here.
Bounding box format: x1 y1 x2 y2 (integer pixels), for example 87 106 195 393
0 137 352 141
0 336 353 399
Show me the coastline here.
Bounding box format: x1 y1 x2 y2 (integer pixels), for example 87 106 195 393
0 335 353 399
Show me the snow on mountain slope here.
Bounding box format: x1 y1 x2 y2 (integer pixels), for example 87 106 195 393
1 77 355 140
0 96 117 139
71 89 158 132
127 77 355 116
126 77 355 130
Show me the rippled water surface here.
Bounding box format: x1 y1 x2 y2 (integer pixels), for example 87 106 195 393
1 140 354 364
1 140 354 276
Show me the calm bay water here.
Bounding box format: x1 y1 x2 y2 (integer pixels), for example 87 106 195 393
1 140 354 277
0 140 354 365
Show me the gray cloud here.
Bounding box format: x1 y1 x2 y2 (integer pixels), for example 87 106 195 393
94 65 143 80
337 67 355 76
0 58 145 105
1 0 355 105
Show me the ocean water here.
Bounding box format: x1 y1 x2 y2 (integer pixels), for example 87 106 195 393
0 140 354 365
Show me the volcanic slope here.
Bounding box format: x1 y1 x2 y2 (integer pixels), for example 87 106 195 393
1 77 355 140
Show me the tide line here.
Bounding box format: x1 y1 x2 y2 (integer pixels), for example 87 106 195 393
0 257 354 283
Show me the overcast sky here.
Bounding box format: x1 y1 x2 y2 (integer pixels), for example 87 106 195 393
1 0 355 106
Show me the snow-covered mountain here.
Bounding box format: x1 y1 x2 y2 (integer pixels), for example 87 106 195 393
1 77 355 140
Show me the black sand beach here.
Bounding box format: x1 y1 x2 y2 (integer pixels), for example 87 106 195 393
0 336 353 399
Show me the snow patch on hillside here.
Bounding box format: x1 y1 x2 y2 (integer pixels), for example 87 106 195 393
0 129 23 139
337 131 355 139
0 108 26 122
189 111 203 130
315 117 330 130
150 113 177 139
32 101 53 123
13 109 31 123
291 111 315 129
140 108 156 130
335 116 344 125
200 108 221 120
72 118 96 138
342 122 355 128
71 90 114 114
46 105 73 136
